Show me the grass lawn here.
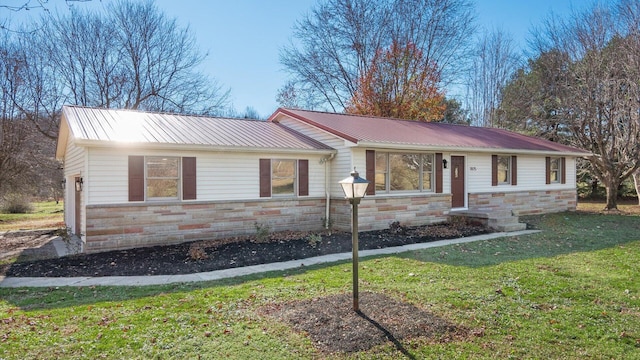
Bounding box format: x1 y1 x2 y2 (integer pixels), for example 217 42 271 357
0 201 64 232
0 206 639 359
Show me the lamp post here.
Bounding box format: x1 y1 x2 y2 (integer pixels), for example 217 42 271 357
339 168 370 311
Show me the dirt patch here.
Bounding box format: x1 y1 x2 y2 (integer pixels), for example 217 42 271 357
0 230 58 261
0 221 489 278
258 292 472 354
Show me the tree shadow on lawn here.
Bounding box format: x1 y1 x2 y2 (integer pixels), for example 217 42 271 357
398 211 640 268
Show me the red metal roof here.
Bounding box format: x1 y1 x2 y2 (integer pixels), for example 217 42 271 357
270 108 589 154
61 106 334 152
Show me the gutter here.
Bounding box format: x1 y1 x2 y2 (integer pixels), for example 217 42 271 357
353 141 590 157
320 153 336 229
73 139 337 156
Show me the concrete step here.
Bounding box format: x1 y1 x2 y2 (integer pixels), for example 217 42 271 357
451 210 526 233
488 217 521 226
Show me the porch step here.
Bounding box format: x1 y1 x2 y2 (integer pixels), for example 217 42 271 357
450 210 527 232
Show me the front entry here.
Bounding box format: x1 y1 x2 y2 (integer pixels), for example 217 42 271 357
450 156 465 208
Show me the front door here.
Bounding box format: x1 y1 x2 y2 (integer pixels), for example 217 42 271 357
450 156 465 208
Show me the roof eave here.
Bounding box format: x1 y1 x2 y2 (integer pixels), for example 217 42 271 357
354 141 590 156
74 139 337 155
55 114 70 160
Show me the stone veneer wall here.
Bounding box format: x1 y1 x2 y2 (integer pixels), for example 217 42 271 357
468 189 577 215
84 198 326 253
331 194 451 232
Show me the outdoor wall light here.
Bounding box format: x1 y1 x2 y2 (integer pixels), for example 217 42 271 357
443 159 448 169
61 179 66 190
339 168 370 312
75 177 84 192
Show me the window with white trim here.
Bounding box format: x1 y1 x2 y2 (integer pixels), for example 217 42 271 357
146 156 180 199
549 157 561 183
374 152 433 193
271 159 296 196
497 156 511 184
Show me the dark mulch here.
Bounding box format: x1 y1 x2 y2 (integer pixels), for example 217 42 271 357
258 292 473 354
0 221 489 278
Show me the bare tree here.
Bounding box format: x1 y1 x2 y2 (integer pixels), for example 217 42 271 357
465 27 521 127
1 0 229 198
511 1 640 210
12 0 229 139
0 35 60 198
617 0 640 204
280 0 475 112
108 0 229 114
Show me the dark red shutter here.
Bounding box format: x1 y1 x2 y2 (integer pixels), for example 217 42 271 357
561 157 566 184
259 159 271 197
545 157 551 184
435 153 443 193
491 155 498 186
365 150 375 196
511 156 517 186
298 159 309 196
182 157 196 200
128 155 145 201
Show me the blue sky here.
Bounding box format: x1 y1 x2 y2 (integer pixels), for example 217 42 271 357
4 0 588 117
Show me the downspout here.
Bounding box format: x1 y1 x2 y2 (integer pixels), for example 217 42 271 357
321 153 336 229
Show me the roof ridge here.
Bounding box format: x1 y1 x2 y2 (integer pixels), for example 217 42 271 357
281 107 477 129
63 105 267 123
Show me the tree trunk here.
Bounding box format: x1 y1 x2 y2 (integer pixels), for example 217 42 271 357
604 178 620 210
633 170 640 206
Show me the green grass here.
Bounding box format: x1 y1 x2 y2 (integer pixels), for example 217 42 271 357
1 211 639 359
0 201 64 231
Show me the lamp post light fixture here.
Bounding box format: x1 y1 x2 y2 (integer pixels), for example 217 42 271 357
339 168 370 312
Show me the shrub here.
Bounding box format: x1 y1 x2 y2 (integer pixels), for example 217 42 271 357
188 244 209 261
388 220 406 234
1 194 33 214
306 233 322 248
254 222 271 243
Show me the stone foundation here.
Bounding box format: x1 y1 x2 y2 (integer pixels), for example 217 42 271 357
331 194 451 232
82 190 572 253
84 198 327 253
468 189 577 215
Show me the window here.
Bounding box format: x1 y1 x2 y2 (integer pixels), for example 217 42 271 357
549 157 560 183
146 157 179 199
259 159 309 197
546 156 565 184
272 159 296 196
492 155 517 186
497 156 511 184
374 152 433 193
128 156 196 201
375 153 388 192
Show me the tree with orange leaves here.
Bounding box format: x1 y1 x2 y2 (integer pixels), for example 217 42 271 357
346 41 446 122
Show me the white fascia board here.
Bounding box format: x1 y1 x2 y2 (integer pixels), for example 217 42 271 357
354 141 590 157
74 139 337 156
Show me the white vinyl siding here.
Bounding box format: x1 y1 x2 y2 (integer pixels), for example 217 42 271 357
86 148 327 205
467 153 576 194
63 135 87 234
277 117 352 196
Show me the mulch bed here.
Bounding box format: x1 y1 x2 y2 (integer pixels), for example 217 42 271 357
0 221 489 278
258 292 473 354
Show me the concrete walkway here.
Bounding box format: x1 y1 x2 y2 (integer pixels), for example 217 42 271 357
0 230 539 288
